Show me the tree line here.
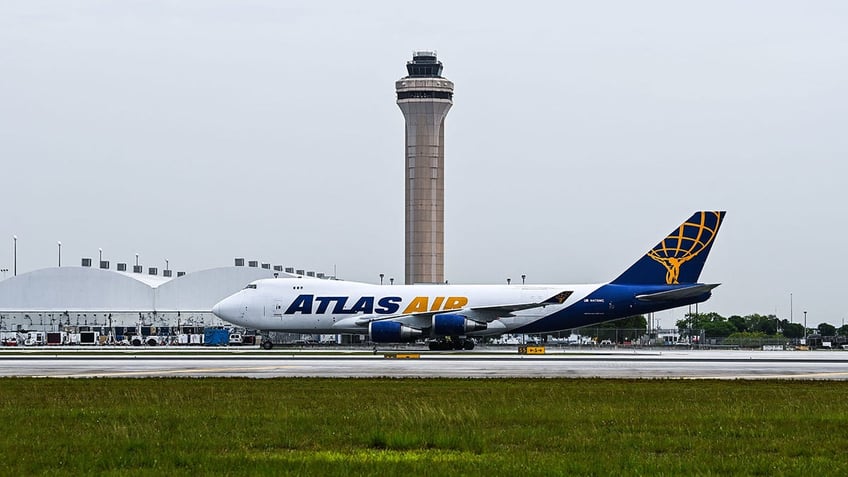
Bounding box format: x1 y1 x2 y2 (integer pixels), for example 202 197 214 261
587 313 847 340
674 312 847 339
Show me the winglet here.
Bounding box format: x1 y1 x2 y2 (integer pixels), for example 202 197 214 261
612 211 725 285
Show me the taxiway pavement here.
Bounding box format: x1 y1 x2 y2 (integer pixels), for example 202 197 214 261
1 348 847 379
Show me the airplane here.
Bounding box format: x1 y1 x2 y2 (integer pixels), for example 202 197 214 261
212 211 725 350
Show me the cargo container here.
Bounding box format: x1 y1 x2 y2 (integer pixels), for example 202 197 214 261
47 331 66 345
80 331 99 345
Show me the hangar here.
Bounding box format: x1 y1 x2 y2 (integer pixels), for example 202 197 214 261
0 263 278 336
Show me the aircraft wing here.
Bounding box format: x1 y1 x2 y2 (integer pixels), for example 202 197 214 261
635 284 719 302
340 290 574 328
464 290 573 322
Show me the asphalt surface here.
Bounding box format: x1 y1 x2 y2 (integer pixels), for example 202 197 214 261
2 348 847 379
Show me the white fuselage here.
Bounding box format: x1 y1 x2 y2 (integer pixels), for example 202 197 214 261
212 277 602 336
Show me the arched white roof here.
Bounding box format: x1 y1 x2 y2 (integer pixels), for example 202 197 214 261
156 267 280 310
0 266 278 312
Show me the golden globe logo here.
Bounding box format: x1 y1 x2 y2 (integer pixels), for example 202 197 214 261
647 211 723 284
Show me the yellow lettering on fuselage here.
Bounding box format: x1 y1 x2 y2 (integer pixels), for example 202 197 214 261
403 297 429 314
444 297 468 310
402 296 469 314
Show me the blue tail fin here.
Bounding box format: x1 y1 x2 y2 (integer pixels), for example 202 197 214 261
611 211 725 285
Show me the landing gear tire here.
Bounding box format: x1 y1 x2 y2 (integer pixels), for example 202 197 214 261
262 340 274 350
428 340 450 351
428 338 474 351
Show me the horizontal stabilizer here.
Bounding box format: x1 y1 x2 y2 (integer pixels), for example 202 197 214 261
635 284 720 302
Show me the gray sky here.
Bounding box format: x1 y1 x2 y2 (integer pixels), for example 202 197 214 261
2 1 846 328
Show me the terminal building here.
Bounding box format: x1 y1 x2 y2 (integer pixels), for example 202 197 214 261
0 258 330 344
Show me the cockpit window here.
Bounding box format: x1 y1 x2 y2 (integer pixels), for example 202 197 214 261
245 284 258 289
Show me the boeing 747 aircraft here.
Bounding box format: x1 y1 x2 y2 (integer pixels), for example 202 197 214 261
212 211 725 350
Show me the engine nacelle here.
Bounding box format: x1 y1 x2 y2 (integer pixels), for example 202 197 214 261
369 321 423 343
432 314 487 336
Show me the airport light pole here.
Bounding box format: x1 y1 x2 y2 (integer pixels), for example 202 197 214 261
57 241 62 267
379 273 384 285
165 259 169 271
790 292 793 323
13 235 17 276
390 277 394 285
507 277 511 285
804 311 808 342
99 248 102 264
135 253 139 267
521 274 526 285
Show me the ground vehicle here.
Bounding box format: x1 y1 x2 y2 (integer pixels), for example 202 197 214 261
24 331 46 346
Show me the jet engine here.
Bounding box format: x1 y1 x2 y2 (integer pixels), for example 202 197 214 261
432 314 487 336
369 321 423 343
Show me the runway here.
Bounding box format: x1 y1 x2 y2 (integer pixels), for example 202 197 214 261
2 348 848 379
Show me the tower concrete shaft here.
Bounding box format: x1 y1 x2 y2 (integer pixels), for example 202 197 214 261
396 51 453 285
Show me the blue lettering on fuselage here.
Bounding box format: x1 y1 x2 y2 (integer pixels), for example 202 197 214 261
284 295 403 315
285 294 313 314
376 296 401 314
314 296 347 314
348 296 374 313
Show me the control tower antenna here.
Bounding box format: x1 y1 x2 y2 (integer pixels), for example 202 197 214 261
396 51 454 285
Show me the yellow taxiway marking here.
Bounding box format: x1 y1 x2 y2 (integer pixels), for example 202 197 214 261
50 365 302 378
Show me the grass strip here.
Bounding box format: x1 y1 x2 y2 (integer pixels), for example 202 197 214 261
1 378 845 475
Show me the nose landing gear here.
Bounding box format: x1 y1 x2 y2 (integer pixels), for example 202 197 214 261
258 332 274 350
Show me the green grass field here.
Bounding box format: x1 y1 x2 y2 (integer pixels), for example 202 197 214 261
1 378 845 475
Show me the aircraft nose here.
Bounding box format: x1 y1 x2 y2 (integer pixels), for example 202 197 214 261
212 295 243 324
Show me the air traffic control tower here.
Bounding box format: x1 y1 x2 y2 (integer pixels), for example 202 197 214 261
396 51 454 285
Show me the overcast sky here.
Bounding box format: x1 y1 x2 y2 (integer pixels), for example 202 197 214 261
1 1 846 328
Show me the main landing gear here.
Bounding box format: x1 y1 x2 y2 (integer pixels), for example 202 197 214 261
259 332 274 350
428 337 475 351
